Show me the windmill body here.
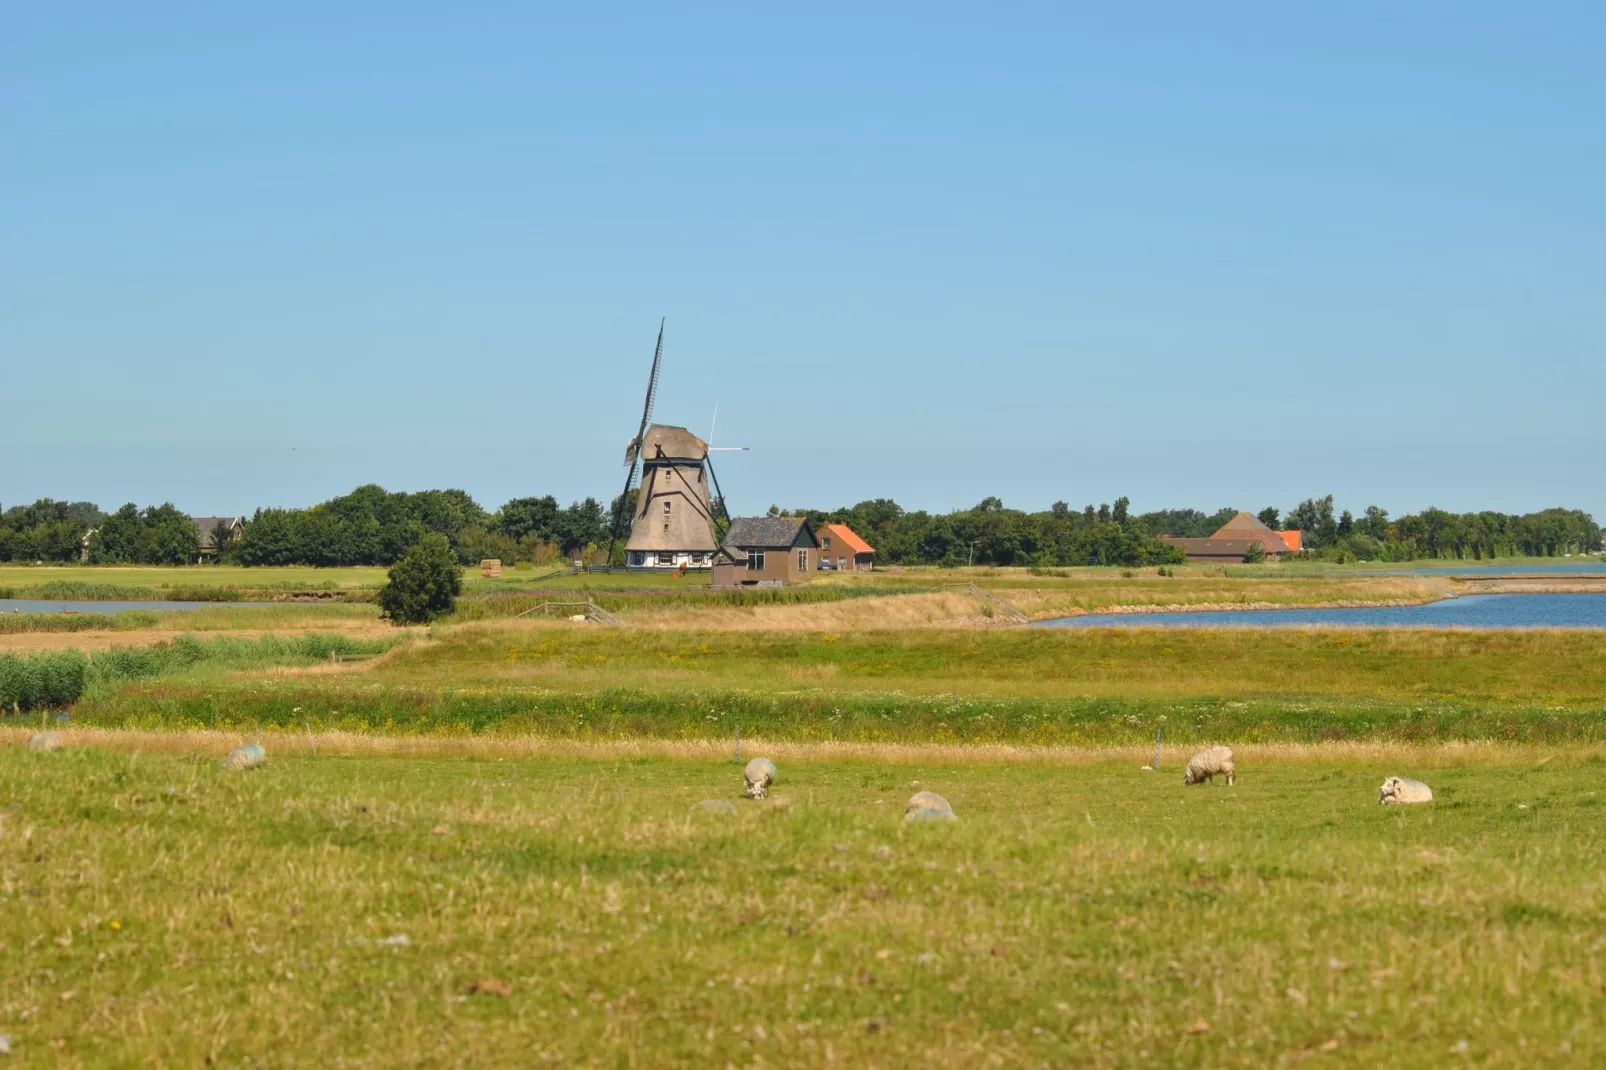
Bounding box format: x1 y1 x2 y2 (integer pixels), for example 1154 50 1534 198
624 424 719 567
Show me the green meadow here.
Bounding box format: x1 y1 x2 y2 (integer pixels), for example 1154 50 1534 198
62 625 1606 745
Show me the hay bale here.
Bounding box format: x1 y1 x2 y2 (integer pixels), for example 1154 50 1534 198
905 791 957 823
744 757 777 800
223 744 267 771
27 730 66 753
480 559 503 578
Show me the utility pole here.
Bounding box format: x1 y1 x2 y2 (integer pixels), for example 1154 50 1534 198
968 541 980 568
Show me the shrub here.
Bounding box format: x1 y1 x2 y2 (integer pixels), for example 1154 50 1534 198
1243 542 1267 564
378 533 463 624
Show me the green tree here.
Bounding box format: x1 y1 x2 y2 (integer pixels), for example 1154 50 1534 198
1243 541 1266 564
1257 507 1281 529
377 534 463 624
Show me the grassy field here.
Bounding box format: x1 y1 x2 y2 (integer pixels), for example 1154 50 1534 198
54 624 1606 744
4 564 1605 1065
1 739 1601 1066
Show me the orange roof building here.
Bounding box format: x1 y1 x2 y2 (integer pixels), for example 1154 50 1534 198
1161 512 1301 562
817 523 875 572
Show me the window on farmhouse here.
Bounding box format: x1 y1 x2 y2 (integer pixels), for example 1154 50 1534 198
746 550 765 572
797 549 808 571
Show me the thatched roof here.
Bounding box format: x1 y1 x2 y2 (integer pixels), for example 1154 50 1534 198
1210 512 1295 553
625 458 718 553
626 424 708 466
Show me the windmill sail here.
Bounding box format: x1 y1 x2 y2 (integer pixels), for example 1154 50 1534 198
606 320 665 563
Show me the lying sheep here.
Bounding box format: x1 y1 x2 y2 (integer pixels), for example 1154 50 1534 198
743 757 776 800
223 744 268 771
1378 776 1433 805
1183 745 1236 786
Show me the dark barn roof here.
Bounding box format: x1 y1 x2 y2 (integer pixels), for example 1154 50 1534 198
723 516 817 550
1160 537 1267 560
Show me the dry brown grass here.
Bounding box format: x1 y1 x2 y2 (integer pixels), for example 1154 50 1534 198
609 575 1451 631
6 725 1587 768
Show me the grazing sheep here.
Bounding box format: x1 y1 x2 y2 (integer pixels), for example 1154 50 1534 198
1183 746 1236 786
1378 776 1433 805
223 744 267 771
743 757 776 800
27 731 65 753
904 791 957 822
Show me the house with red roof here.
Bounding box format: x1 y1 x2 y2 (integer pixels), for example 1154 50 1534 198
1161 512 1302 563
816 523 875 572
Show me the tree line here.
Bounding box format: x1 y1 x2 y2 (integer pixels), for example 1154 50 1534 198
1 488 1599 568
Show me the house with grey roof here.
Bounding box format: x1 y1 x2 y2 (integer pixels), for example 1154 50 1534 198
712 516 819 588
190 516 244 558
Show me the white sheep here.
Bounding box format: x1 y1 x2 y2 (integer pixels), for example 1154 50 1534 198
1378 776 1433 805
743 757 776 800
27 731 65 753
1183 745 1236 786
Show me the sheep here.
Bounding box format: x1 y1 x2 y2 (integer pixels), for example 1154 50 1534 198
743 757 776 800
1378 776 1433 805
27 731 65 753
1183 745 1236 786
904 791 957 822
223 744 267 771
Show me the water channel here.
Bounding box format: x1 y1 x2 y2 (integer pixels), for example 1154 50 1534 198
1039 593 1606 629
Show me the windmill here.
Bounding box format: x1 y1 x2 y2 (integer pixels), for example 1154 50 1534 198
605 322 722 569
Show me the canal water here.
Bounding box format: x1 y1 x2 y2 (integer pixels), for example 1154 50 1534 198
1039 593 1606 629
0 599 275 615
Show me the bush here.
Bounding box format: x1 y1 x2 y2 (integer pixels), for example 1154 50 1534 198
378 533 463 624
1243 542 1267 564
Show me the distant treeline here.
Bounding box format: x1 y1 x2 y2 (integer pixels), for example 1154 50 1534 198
0 500 201 566
230 486 609 567
785 496 1603 567
2 489 1600 568
1258 496 1602 563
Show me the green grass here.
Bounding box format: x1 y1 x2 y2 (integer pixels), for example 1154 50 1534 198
0 633 404 712
68 627 1606 743
0 603 382 634
1 745 1602 1066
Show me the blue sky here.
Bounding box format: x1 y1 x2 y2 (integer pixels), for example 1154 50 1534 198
4 3 1602 521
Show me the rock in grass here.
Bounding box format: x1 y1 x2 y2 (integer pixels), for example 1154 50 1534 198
744 757 777 800
28 731 66 753
1378 776 1433 805
223 744 267 771
692 799 737 817
904 791 957 823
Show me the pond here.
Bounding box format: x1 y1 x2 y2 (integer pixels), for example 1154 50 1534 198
0 599 275 615
1038 593 1606 629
